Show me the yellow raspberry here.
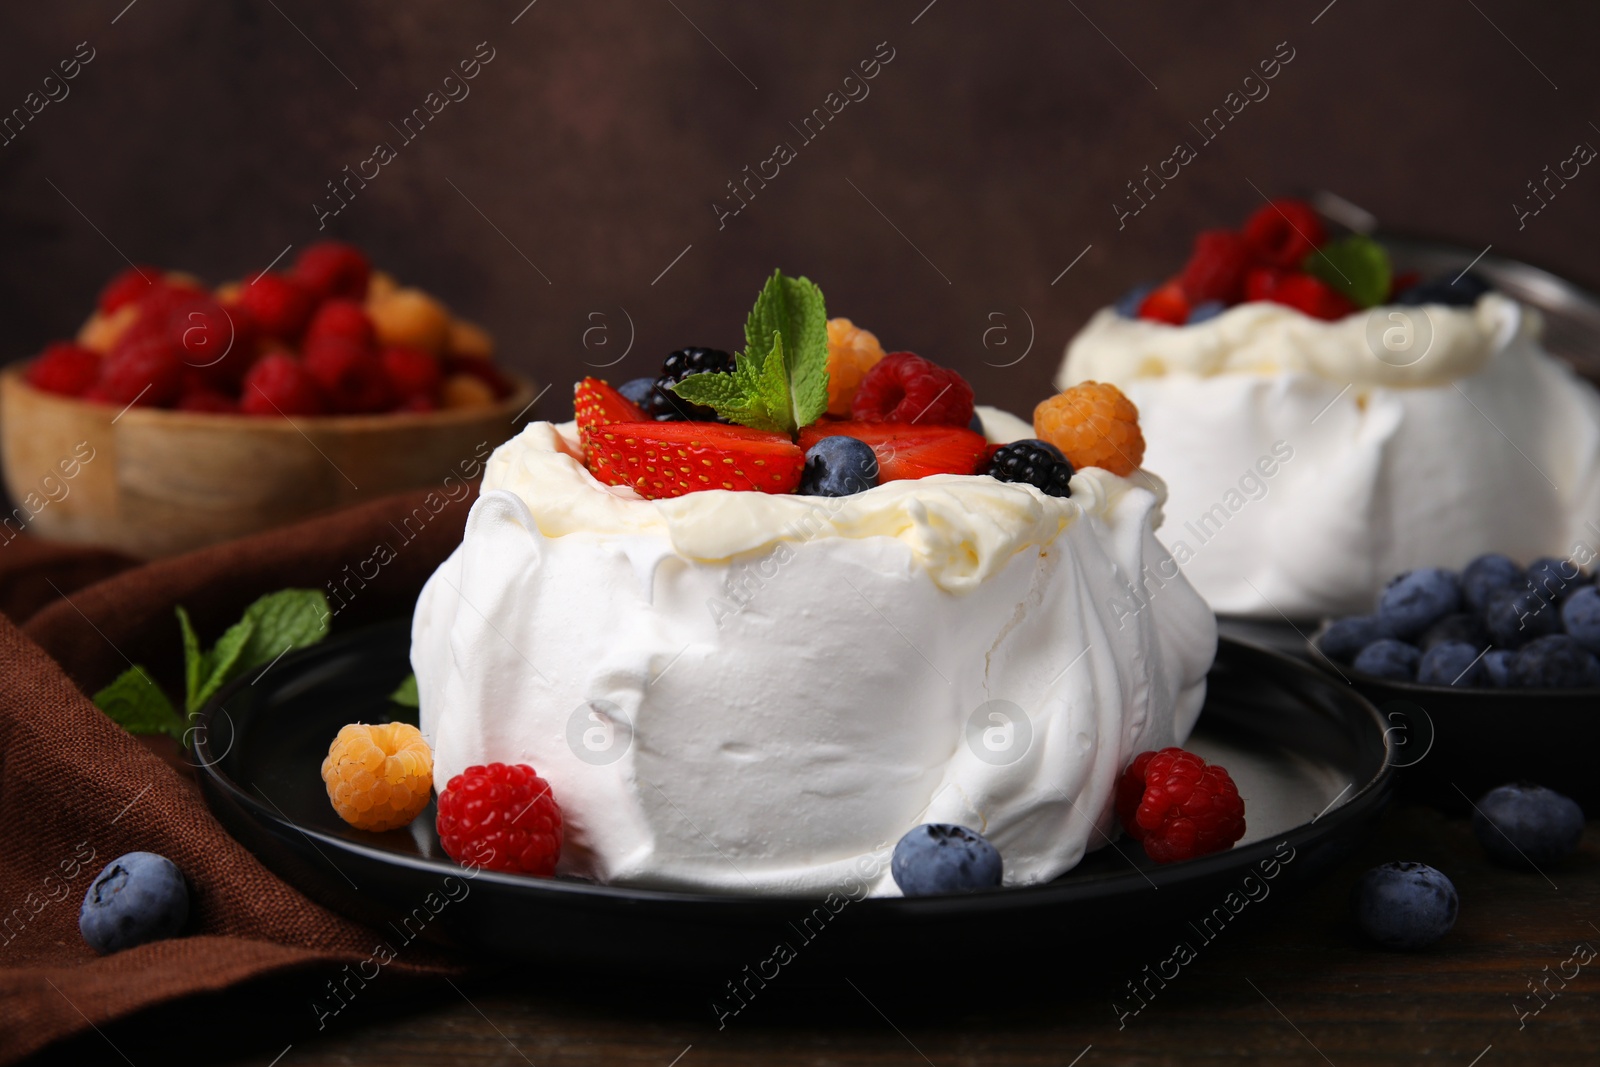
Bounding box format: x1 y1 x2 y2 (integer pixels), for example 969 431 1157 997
76 304 139 354
446 319 495 360
369 288 452 353
366 270 399 302
441 373 497 409
825 317 885 416
1034 381 1145 477
321 722 434 832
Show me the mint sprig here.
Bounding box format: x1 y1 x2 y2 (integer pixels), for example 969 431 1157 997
93 667 185 742
669 270 830 435
1303 235 1392 309
93 588 331 745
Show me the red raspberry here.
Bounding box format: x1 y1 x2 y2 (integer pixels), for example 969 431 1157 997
168 296 257 388
1180 230 1251 304
176 387 239 413
1136 280 1189 325
135 278 210 323
1116 747 1246 864
292 241 372 302
99 333 185 407
236 272 315 341
303 337 392 414
25 342 101 397
305 299 376 349
97 265 162 315
436 762 563 875
1243 266 1289 303
381 346 444 404
395 394 438 413
1268 273 1358 322
850 351 974 426
1241 198 1326 268
240 352 326 416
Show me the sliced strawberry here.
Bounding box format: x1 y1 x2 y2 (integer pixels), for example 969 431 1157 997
575 377 646 435
799 422 988 482
584 421 804 498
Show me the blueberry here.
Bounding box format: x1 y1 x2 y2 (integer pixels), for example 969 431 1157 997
1186 300 1226 325
1351 862 1458 949
1417 612 1489 652
79 852 189 955
1472 783 1585 867
1394 271 1492 307
1560 586 1600 654
891 824 1003 896
1482 649 1519 688
984 439 1074 498
968 411 985 435
1315 615 1391 663
1462 553 1524 614
798 436 879 497
1417 641 1486 687
1114 283 1157 318
1485 587 1561 649
1512 634 1600 688
1378 568 1461 640
1526 556 1587 603
616 376 657 409
1352 638 1421 681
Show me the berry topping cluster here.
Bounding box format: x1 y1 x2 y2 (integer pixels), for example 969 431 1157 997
1316 554 1600 688
573 270 1149 501
1119 197 1493 326
23 241 512 415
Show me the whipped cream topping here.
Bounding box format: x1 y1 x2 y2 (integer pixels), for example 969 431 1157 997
1058 295 1600 619
1066 293 1521 389
481 419 1156 594
414 418 1216 897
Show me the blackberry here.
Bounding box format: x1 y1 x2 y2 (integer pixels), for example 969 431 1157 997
642 346 735 421
984 438 1073 498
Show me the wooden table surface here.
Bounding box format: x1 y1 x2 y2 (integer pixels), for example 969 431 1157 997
28 801 1598 1066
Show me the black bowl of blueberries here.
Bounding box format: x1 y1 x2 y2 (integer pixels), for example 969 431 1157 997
1309 554 1600 814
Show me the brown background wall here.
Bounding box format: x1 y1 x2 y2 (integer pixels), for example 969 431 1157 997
2 0 1597 418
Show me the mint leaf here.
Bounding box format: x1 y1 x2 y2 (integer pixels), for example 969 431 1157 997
94 666 186 742
183 589 330 714
177 606 203 712
1303 235 1391 309
190 617 254 713
744 271 829 428
390 673 419 707
673 332 797 434
668 271 830 435
668 364 770 429
233 589 331 676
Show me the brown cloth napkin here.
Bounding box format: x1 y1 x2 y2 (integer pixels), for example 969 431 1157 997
0 488 477 1064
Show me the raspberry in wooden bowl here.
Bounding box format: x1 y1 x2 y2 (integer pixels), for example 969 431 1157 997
0 242 536 557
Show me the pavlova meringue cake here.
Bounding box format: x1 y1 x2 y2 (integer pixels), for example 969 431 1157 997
414 271 1216 897
1058 198 1600 620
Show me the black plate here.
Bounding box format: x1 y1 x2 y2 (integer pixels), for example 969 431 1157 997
1218 616 1600 815
194 622 1394 971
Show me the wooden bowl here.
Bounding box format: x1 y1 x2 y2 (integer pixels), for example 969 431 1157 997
0 366 538 558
